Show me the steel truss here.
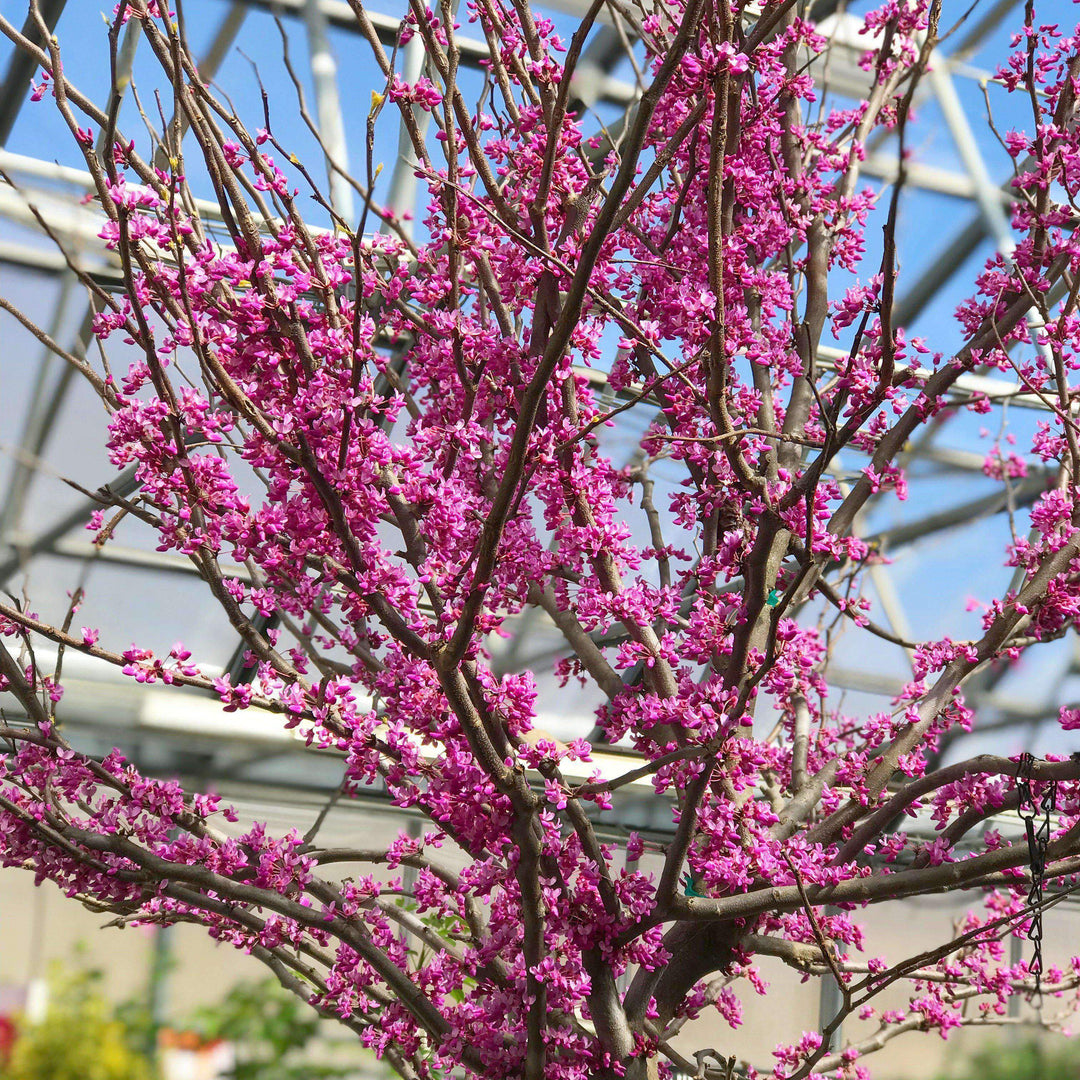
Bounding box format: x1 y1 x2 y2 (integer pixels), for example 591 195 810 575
0 0 1074 823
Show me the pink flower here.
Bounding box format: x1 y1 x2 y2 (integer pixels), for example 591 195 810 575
1059 707 1080 731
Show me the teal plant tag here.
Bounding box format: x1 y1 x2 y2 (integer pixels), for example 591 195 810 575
682 872 706 898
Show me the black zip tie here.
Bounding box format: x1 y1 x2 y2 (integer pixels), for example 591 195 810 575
1017 752 1057 1006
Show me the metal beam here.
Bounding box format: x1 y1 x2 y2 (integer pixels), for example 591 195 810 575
0 297 92 542
1 532 249 580
0 464 142 586
237 0 636 105
304 0 354 222
866 470 1050 554
0 0 66 146
950 0 1021 62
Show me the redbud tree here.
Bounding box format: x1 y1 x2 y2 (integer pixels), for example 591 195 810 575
2 0 1080 1077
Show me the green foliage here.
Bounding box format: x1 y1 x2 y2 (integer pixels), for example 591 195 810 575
2 957 376 1080
1 961 155 1080
941 1037 1080 1080
187 978 355 1080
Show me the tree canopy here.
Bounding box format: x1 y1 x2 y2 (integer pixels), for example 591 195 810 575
2 0 1080 1078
